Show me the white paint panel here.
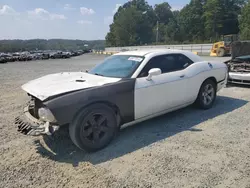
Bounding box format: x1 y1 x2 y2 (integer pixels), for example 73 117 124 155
181 61 227 102
134 60 227 120
21 72 121 101
134 70 188 119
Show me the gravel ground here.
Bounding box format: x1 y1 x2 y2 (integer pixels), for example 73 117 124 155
0 54 250 188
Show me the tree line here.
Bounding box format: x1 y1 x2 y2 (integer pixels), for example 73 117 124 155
0 39 105 53
105 0 250 47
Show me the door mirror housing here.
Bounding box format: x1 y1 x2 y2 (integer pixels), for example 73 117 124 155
147 68 162 81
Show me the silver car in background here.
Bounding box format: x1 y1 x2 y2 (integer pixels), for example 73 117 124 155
225 41 250 85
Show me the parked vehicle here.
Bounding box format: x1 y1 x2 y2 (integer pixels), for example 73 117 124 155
0 57 7 64
0 54 13 63
0 49 91 64
225 41 250 85
210 34 239 57
41 53 50 60
61 52 71 59
15 49 228 152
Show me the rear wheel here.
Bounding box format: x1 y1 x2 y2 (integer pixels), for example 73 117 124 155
195 79 216 109
69 103 118 152
216 47 225 57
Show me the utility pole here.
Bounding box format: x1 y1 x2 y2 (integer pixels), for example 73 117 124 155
156 20 159 43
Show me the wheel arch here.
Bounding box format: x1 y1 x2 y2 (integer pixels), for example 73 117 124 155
206 76 217 87
196 76 217 99
71 100 122 127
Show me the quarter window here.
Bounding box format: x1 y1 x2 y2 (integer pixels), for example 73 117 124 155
138 54 194 78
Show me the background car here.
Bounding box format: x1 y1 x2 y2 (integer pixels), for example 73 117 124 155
225 41 250 85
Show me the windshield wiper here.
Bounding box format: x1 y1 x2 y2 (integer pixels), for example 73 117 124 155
94 73 104 76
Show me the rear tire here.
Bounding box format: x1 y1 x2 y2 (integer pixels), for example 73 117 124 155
69 103 118 152
195 79 217 110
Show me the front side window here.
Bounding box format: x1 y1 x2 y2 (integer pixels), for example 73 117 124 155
138 54 193 78
89 55 144 78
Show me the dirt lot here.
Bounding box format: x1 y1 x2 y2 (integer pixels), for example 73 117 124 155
0 54 250 188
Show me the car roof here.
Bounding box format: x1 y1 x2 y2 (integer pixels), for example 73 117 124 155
114 49 202 62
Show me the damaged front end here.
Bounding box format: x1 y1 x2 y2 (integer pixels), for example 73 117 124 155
226 56 250 85
227 57 250 73
15 96 60 136
226 41 250 85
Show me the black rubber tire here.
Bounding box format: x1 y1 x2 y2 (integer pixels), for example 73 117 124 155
69 103 118 152
195 79 217 110
216 48 225 57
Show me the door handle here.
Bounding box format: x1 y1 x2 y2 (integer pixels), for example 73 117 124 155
180 75 185 78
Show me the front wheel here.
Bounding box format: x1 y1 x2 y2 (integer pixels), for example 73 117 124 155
69 104 118 152
195 79 216 110
216 47 225 57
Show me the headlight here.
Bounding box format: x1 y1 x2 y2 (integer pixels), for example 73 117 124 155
38 107 56 123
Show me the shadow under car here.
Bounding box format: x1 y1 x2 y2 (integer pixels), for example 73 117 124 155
34 95 248 166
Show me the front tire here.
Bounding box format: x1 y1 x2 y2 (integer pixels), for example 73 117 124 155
216 47 225 57
195 79 217 110
69 103 118 152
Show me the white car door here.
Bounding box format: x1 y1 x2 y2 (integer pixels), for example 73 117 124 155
134 54 193 120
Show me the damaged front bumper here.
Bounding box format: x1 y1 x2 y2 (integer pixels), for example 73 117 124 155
15 106 59 136
228 72 250 85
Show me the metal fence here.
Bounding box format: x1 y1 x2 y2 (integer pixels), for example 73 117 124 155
105 43 213 55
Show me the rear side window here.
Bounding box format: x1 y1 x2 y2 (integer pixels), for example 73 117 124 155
175 54 194 69
138 54 194 78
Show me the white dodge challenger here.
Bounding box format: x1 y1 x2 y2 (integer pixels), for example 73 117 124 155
15 49 228 152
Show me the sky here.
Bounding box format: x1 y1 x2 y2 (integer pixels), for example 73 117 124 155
0 0 188 40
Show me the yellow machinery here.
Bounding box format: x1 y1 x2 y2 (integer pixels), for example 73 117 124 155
210 34 239 57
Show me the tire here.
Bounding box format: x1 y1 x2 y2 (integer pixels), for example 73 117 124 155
216 47 225 57
195 79 217 110
69 103 118 152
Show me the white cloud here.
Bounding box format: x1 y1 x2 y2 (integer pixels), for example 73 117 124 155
64 4 75 10
28 8 49 15
0 6 102 40
0 5 18 15
80 7 95 15
113 4 122 14
50 14 67 20
28 8 67 20
77 20 92 25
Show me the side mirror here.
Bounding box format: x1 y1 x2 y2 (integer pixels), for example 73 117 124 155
146 68 162 81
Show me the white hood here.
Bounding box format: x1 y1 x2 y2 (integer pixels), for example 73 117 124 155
21 72 121 101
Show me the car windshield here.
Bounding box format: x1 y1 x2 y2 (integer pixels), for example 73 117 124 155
88 55 144 78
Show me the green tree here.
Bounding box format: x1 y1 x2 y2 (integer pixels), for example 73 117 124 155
179 0 205 42
152 2 173 43
106 0 155 46
165 11 183 42
0 39 105 52
105 24 117 47
204 0 244 40
239 1 250 39
220 0 242 35
154 2 173 24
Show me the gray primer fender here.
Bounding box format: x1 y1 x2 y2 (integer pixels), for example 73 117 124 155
44 79 136 125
